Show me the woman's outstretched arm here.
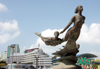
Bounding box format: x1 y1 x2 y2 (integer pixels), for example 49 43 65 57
60 16 75 34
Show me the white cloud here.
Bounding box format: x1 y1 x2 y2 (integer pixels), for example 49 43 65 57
29 23 100 57
0 3 8 12
78 23 100 45
0 20 21 44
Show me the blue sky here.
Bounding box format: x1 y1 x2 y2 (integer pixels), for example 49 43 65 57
0 0 100 58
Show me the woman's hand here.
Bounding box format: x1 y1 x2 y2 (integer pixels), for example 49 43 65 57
60 30 64 34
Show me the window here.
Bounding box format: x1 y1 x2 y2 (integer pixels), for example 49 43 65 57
22 66 25 68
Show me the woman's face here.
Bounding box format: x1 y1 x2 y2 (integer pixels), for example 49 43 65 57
78 6 83 12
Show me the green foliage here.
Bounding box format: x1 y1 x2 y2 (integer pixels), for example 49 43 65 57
0 60 7 67
92 64 98 68
78 57 90 65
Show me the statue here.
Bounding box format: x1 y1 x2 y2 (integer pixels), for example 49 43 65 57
35 5 85 69
35 31 62 46
60 5 85 42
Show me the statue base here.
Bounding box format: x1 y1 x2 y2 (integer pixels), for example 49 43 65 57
52 63 82 69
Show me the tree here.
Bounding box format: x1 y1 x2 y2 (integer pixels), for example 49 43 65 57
0 60 7 67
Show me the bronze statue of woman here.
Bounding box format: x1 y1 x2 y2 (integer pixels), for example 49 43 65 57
52 5 86 67
60 5 85 42
35 5 85 46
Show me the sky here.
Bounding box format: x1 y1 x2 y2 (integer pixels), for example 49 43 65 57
0 0 100 59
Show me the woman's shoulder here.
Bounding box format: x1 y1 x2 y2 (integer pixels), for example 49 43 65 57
74 15 85 19
70 15 76 21
72 15 78 19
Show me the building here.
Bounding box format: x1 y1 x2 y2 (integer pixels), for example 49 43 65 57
8 48 52 69
7 64 28 69
7 44 20 63
0 51 7 61
7 44 20 58
22 48 52 69
12 53 25 63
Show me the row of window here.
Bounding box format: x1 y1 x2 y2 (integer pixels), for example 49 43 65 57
8 65 25 68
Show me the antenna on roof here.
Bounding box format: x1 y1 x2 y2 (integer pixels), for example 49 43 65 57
38 44 40 49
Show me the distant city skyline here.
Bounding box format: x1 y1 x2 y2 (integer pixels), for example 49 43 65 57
0 0 100 58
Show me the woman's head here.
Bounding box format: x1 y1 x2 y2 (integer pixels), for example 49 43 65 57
75 5 83 13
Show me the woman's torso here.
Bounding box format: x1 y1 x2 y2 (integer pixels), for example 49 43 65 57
68 14 85 36
73 14 85 31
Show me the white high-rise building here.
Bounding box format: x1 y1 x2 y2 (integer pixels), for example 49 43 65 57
0 51 7 61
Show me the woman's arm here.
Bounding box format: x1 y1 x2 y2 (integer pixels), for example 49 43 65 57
60 16 75 34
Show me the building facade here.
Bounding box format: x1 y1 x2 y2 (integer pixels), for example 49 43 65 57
8 48 52 69
0 51 7 61
7 44 20 63
22 49 52 69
